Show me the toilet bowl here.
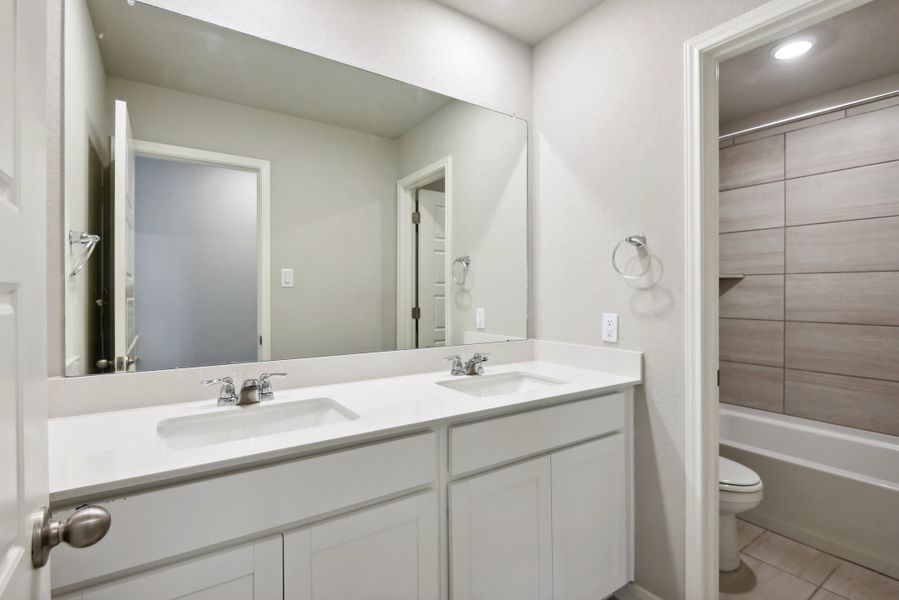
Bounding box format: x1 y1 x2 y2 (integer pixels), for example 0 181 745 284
719 456 763 572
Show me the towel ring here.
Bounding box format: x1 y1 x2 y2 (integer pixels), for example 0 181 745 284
69 230 101 277
611 235 652 280
452 256 471 286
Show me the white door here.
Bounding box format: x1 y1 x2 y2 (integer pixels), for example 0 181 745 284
417 190 447 347
112 100 137 372
284 492 439 600
0 0 50 598
59 537 282 600
449 458 553 600
551 435 628 600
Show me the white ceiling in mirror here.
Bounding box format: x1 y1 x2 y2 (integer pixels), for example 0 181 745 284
719 0 899 123
434 0 605 44
87 0 454 138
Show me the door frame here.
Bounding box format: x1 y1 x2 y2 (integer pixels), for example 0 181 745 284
396 157 453 350
682 0 873 597
131 139 273 361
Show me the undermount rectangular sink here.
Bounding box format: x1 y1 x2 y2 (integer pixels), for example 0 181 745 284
437 371 567 399
157 398 360 450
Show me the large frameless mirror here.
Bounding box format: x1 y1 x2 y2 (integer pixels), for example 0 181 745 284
62 0 527 375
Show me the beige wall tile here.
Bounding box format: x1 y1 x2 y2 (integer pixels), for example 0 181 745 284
720 136 785 190
810 589 849 600
785 370 899 437
720 275 784 321
785 322 899 382
720 361 784 412
721 229 784 274
720 319 784 367
786 216 899 273
786 273 899 326
720 554 817 600
823 560 899 600
721 181 784 233
786 104 899 178
743 531 841 585
786 160 899 226
846 95 899 117
733 110 844 145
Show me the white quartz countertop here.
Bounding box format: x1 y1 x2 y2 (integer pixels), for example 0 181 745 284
49 359 640 505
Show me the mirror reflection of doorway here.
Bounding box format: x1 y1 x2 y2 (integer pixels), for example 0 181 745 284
415 179 447 348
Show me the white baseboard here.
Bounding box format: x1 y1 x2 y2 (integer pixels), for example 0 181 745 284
615 582 665 600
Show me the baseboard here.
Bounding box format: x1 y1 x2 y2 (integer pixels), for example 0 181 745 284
615 582 665 600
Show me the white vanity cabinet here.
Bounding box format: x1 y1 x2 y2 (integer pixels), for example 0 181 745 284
283 491 440 599
56 536 283 600
51 391 633 600
448 394 630 600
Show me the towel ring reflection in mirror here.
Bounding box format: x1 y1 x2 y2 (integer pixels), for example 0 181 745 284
611 235 652 280
452 256 471 286
69 230 101 277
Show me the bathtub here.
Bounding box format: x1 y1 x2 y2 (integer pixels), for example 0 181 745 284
720 404 899 579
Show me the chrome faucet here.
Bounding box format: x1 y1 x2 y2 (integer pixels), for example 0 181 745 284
445 354 466 376
446 352 489 376
237 372 289 405
259 372 287 400
464 352 489 375
202 376 238 406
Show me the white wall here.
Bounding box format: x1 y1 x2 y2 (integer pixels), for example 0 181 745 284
134 157 258 370
108 78 400 360
398 101 528 345
532 1 767 598
62 0 108 375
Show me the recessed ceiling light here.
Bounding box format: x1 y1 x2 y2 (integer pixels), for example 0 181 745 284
772 39 813 60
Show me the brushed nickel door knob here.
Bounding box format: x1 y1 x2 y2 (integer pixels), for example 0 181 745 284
31 505 111 568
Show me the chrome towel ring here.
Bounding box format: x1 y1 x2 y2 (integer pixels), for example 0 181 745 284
69 230 101 277
611 235 652 280
452 256 471 286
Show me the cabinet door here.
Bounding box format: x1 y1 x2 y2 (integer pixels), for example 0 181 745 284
449 457 552 600
551 434 627 600
284 491 439 600
71 536 281 600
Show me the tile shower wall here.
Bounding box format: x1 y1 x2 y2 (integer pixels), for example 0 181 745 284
719 100 899 437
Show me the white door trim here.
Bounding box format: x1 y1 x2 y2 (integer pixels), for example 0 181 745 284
683 0 873 597
396 157 453 350
131 140 273 361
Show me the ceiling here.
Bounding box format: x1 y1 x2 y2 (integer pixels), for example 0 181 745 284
434 0 605 45
720 0 899 123
88 0 454 139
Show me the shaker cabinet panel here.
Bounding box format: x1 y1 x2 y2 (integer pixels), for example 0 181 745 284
551 435 628 600
284 491 439 600
449 456 553 600
77 536 282 600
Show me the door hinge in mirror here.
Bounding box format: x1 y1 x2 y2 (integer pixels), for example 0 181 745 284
411 211 421 224
411 306 421 320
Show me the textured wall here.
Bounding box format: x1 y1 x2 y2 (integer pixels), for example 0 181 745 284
532 1 768 597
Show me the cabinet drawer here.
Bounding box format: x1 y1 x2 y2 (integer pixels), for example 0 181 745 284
52 432 437 591
449 394 625 476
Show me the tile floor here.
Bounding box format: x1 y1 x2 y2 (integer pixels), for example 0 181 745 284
720 519 899 600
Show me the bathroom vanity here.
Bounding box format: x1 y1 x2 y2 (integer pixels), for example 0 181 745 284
48 343 641 599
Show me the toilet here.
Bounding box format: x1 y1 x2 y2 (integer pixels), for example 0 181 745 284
719 456 764 572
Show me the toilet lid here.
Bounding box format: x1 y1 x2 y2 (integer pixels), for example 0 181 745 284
719 456 760 487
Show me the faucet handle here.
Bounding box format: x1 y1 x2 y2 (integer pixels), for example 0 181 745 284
444 354 462 361
258 372 287 398
202 376 237 406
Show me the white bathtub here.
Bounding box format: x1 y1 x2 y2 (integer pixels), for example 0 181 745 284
720 404 899 579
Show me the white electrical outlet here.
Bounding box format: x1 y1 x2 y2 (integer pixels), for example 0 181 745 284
280 268 295 288
602 313 618 343
475 307 486 329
